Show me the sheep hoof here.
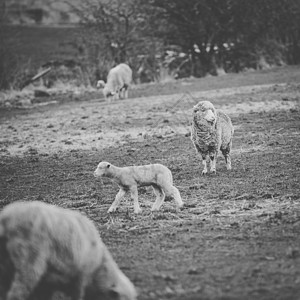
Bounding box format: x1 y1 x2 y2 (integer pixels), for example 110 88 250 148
178 204 185 211
151 207 159 212
134 208 143 214
201 171 208 176
108 207 117 213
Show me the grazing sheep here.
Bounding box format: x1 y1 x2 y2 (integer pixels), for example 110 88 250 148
191 100 234 175
97 63 132 101
0 201 137 300
94 162 184 214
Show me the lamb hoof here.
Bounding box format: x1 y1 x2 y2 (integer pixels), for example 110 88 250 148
151 206 161 213
178 204 185 211
108 207 117 213
134 208 143 214
201 170 208 176
211 169 216 175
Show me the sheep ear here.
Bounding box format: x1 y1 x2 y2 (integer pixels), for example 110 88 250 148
107 164 110 168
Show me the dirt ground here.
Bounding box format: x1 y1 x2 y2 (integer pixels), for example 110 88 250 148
1 67 300 300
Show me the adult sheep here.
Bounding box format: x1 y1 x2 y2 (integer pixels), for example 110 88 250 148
191 100 234 175
0 201 137 300
97 63 132 101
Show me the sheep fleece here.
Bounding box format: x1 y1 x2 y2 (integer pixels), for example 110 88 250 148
192 111 233 153
94 162 184 214
0 201 136 300
104 63 132 99
191 100 234 172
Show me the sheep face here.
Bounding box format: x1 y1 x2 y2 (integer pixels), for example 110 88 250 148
94 161 112 178
103 86 118 101
193 101 217 126
96 80 106 89
97 81 117 101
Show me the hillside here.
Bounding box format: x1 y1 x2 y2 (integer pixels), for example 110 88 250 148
4 0 132 25
5 0 81 25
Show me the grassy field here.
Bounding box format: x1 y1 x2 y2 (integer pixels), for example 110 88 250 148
1 66 300 300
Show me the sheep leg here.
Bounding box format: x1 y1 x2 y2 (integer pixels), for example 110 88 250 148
124 88 128 99
117 88 122 99
209 154 217 174
119 87 125 99
130 186 142 214
222 150 232 170
115 90 120 100
69 276 88 300
201 155 208 175
108 188 126 213
151 185 165 212
123 85 129 99
119 89 123 99
225 154 232 170
221 142 232 170
6 242 47 300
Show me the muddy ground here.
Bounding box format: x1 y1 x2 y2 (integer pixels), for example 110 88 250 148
1 67 300 300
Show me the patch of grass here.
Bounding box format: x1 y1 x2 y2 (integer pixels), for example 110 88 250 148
1 69 300 300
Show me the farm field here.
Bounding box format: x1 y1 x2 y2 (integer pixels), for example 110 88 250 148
1 66 300 300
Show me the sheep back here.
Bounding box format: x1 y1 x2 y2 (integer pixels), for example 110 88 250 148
0 201 136 300
0 201 103 273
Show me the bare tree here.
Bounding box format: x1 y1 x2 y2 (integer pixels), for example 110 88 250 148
67 0 163 83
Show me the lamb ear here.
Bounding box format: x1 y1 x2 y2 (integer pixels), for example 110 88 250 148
107 164 110 168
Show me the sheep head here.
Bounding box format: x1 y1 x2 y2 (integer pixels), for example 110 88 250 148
192 101 217 127
96 80 106 88
94 161 112 178
103 86 117 100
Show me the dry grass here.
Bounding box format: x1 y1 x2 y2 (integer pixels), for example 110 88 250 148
0 67 300 300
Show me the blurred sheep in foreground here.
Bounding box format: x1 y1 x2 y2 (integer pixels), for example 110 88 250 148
191 100 234 175
97 63 132 101
0 201 137 300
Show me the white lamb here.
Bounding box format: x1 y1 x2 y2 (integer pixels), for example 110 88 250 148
0 201 137 300
191 100 234 175
97 63 132 101
94 162 184 214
